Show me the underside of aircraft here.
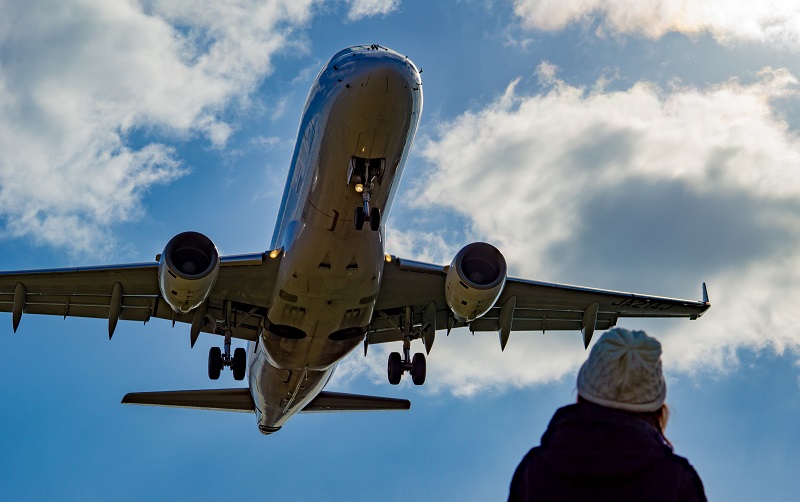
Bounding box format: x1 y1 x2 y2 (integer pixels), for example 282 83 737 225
0 45 710 434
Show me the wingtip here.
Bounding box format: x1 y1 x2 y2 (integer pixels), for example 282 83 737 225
702 282 710 304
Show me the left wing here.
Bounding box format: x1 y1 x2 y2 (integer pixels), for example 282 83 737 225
0 253 282 342
369 256 710 349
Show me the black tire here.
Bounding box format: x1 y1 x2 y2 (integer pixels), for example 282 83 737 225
354 207 365 230
369 207 381 231
411 352 426 386
388 352 403 385
208 346 222 380
232 347 247 381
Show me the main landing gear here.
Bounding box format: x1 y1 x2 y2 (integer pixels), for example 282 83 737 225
207 303 247 381
387 330 427 386
208 345 246 381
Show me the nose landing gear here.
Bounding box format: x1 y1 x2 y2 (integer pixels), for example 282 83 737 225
349 157 383 232
354 198 381 231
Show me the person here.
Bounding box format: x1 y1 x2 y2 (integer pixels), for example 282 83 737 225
509 328 706 501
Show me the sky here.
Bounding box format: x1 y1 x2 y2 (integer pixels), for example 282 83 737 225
1 0 800 500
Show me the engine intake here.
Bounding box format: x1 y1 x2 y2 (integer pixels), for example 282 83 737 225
158 231 220 314
445 242 507 322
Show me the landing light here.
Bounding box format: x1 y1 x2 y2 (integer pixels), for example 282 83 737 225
384 254 393 263
355 183 364 193
269 248 281 259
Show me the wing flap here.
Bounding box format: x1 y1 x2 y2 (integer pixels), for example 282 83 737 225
121 388 255 413
469 316 616 333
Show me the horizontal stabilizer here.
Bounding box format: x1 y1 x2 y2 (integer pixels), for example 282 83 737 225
300 391 411 413
122 388 254 413
121 389 410 414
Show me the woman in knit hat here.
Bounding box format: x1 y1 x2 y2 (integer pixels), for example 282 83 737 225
508 328 706 501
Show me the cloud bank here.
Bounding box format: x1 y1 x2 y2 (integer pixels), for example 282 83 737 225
514 0 800 49
346 0 400 21
377 64 800 396
0 0 314 254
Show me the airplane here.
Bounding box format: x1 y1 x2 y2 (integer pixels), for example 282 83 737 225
0 45 710 435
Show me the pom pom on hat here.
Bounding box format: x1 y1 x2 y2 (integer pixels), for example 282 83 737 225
577 328 666 412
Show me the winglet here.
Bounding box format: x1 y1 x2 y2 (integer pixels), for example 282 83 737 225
702 282 709 304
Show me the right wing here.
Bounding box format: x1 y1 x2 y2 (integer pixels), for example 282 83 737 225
369 256 710 349
0 252 283 342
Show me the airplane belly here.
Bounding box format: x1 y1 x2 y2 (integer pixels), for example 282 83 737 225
251 46 423 432
263 221 383 369
262 50 420 371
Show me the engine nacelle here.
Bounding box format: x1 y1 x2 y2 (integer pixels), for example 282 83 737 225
158 231 220 314
445 242 507 323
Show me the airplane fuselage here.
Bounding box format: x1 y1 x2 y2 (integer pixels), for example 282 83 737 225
247 46 422 433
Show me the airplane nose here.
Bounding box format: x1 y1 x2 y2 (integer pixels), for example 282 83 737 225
328 45 421 91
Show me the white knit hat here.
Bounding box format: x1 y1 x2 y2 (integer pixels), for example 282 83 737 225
577 328 666 412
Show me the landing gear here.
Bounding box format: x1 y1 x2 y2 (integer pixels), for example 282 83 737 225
208 341 247 380
370 207 381 231
379 305 431 386
386 339 426 386
353 199 380 231
411 353 426 385
350 158 381 232
208 346 223 380
207 301 247 380
232 347 247 381
354 207 365 231
388 352 403 385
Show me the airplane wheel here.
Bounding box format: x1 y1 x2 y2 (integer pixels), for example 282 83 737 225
369 207 381 231
232 347 247 381
411 353 426 386
388 352 403 385
354 207 365 230
208 347 223 380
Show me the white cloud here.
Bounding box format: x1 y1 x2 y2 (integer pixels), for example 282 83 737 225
385 228 455 264
513 0 800 49
346 0 399 21
0 0 315 254
375 65 800 396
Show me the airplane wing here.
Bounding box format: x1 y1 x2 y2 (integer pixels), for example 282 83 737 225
369 256 710 350
0 253 282 342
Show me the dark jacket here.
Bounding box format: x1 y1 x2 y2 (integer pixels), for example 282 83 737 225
509 403 706 501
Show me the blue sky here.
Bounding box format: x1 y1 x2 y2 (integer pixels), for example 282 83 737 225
2 0 800 500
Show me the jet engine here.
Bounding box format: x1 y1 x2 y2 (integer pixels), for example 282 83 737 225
444 242 507 322
158 231 220 314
